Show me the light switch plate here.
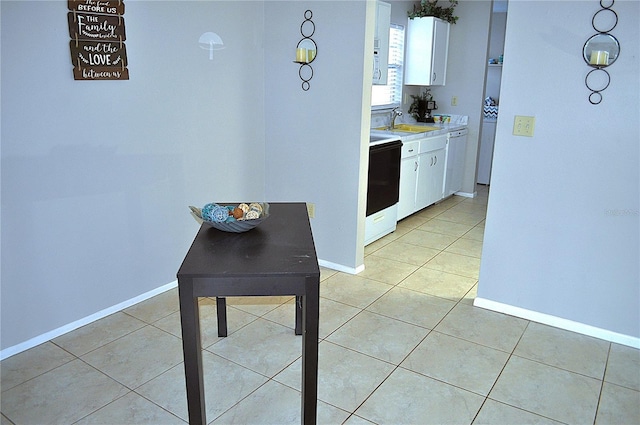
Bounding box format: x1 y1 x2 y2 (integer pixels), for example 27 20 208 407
513 115 535 137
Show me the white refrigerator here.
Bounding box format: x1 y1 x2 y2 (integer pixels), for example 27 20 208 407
477 120 496 185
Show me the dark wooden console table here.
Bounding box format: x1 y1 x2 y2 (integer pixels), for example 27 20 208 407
177 202 320 425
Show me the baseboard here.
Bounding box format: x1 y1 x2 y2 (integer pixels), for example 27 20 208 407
1 259 364 361
0 281 178 361
318 259 364 275
473 297 640 349
454 190 477 198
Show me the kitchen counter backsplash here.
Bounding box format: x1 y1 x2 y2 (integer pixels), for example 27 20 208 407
371 109 468 129
433 114 468 125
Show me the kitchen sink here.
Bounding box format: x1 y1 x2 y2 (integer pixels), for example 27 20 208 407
374 124 440 133
394 124 440 132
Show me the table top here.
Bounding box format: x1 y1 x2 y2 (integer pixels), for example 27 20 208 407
177 202 319 279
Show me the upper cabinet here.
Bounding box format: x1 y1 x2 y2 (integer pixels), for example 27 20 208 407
373 1 391 85
404 17 450 86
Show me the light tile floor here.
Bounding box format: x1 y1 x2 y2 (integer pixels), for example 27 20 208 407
2 186 639 424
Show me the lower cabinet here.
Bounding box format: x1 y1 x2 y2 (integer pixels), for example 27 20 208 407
417 142 446 210
398 141 419 220
398 134 447 220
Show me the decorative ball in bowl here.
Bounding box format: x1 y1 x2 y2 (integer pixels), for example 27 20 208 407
189 202 269 233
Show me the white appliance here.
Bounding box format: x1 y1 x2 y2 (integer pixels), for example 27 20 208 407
365 204 398 246
477 120 496 185
365 135 402 245
372 1 391 85
372 51 382 84
443 128 468 197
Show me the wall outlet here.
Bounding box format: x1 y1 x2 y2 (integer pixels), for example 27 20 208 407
307 203 315 218
513 115 535 137
451 96 458 106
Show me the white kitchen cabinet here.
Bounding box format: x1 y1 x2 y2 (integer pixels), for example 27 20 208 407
373 1 391 85
398 141 419 220
404 17 450 86
416 135 446 210
398 134 447 220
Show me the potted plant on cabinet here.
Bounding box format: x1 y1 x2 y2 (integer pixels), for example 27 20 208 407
408 0 459 24
408 88 437 122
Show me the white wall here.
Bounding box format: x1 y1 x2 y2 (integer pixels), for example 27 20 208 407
264 1 372 273
5 0 635 357
1 1 267 352
477 0 639 345
1 0 373 356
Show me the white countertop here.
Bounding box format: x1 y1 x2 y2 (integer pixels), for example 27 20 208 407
370 123 467 142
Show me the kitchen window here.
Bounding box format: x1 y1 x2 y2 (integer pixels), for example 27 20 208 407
372 24 405 109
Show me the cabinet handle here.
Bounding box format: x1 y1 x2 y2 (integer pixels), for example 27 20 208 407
430 157 433 166
434 156 437 165
414 161 418 172
433 72 436 82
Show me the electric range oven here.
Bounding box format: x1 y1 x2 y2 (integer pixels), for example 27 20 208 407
365 136 402 245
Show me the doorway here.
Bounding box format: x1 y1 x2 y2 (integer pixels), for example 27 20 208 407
478 1 508 185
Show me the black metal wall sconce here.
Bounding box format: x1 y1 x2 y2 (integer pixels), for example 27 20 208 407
583 0 620 104
294 10 317 91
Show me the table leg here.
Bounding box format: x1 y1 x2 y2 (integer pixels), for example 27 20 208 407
178 279 206 425
301 276 319 425
216 297 228 337
295 296 302 335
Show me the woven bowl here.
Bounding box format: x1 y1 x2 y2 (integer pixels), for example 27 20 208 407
189 203 269 233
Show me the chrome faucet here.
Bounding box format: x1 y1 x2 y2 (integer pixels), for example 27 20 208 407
390 107 402 129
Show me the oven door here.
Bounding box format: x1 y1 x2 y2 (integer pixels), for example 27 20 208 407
367 140 402 217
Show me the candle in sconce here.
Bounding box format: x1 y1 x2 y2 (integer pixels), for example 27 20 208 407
307 49 316 62
296 48 307 62
590 50 609 65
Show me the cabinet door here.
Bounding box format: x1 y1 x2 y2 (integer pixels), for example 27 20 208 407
428 148 446 205
416 148 446 210
398 156 418 220
404 17 450 86
415 153 431 211
430 19 450 85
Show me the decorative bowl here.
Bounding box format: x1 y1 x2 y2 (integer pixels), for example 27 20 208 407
189 203 269 233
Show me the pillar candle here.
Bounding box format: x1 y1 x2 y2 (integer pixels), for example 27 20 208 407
296 48 307 62
590 50 609 66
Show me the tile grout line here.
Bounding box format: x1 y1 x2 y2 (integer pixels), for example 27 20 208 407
10 188 635 424
591 343 612 425
470 320 532 423
335 193 487 423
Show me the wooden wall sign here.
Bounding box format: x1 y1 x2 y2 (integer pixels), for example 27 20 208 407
68 0 129 80
68 12 126 42
68 0 124 15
